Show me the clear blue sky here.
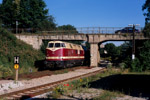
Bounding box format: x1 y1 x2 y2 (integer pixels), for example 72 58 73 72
0 0 146 46
43 0 146 27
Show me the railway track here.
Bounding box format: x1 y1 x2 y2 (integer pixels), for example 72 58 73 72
1 66 93 80
0 67 106 100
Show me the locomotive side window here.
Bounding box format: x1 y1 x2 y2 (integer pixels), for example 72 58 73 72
55 43 60 47
61 43 65 47
48 43 54 48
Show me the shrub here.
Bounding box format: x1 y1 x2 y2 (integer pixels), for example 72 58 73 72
0 28 45 77
130 58 141 72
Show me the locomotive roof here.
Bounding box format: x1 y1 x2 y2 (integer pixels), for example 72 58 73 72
47 41 83 50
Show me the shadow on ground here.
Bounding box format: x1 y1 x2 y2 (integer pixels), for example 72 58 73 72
34 60 61 71
89 74 150 99
34 60 46 71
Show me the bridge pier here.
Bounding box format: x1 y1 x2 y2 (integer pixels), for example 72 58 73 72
90 43 100 67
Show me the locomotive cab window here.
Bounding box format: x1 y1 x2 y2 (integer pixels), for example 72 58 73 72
55 43 61 47
55 43 66 48
48 43 54 48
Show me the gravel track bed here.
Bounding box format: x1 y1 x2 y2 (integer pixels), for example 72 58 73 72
0 67 102 95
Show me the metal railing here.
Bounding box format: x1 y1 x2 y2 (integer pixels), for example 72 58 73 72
76 27 143 34
6 27 144 34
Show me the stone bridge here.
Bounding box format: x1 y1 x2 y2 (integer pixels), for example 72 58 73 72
15 34 148 67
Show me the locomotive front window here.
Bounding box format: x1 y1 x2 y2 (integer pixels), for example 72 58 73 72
48 43 54 48
55 43 61 47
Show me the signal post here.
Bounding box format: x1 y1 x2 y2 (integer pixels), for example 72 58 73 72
14 56 19 81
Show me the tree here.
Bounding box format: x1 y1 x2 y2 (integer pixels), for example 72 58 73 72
0 0 54 30
142 0 150 24
0 0 17 28
104 43 120 61
142 0 150 37
38 15 57 31
123 40 150 72
57 25 78 34
143 23 150 37
19 0 48 28
139 40 150 70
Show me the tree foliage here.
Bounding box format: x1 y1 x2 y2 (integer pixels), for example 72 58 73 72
0 0 56 30
138 40 150 70
0 0 17 28
142 0 150 24
57 25 78 34
104 43 121 60
143 23 150 37
38 15 57 31
123 40 150 72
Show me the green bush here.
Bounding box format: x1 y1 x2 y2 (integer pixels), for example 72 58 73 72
0 27 45 77
130 58 141 72
139 40 150 71
124 40 150 72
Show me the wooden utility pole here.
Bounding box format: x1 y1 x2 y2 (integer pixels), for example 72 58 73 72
132 25 135 60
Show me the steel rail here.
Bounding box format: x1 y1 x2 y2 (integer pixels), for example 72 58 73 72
0 67 106 100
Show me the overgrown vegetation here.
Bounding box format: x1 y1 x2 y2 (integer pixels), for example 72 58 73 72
49 68 121 99
0 27 45 77
93 90 123 100
49 69 122 99
49 67 150 99
101 39 150 72
142 0 150 24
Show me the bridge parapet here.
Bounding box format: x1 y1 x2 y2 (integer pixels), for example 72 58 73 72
37 34 87 41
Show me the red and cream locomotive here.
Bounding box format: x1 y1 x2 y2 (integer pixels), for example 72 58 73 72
45 41 85 68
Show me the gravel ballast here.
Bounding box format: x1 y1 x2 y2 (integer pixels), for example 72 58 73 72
0 67 102 95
